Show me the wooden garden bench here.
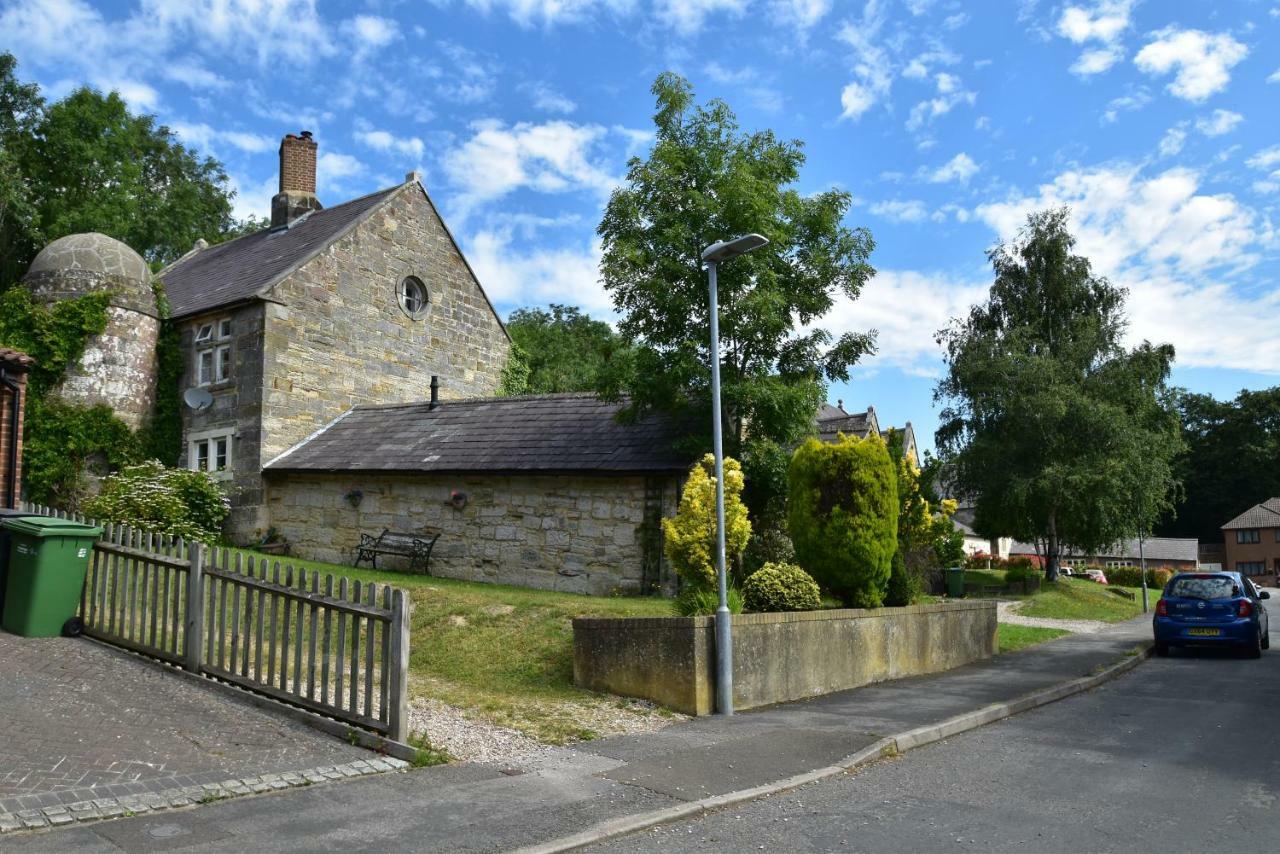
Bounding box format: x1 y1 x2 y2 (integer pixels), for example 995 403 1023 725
354 528 441 574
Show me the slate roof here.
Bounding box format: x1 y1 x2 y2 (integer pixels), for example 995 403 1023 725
0 348 34 368
264 393 696 475
1009 537 1199 563
1222 499 1280 530
159 184 402 319
817 412 874 442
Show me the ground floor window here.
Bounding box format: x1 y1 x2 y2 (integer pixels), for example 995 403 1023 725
189 431 233 476
1237 561 1266 575
1105 559 1134 568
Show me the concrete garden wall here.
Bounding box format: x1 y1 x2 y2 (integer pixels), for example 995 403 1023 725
573 601 998 715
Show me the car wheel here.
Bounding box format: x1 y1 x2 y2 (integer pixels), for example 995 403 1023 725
1263 632 1271 650
1247 631 1263 659
1154 641 1169 657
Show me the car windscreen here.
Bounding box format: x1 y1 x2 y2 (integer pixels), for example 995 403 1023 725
1167 576 1239 600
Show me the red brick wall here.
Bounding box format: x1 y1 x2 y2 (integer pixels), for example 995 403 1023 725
0 369 27 509
279 133 317 195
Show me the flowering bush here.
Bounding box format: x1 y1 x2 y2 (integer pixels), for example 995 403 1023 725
663 454 752 590
85 460 229 542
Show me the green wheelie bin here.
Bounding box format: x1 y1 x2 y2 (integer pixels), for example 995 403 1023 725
945 566 966 598
1 516 101 637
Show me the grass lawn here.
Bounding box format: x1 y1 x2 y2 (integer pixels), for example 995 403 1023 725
1014 576 1153 622
963 568 1008 588
230 548 674 744
997 623 1069 653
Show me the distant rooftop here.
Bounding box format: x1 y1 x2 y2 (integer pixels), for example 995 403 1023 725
1221 499 1280 531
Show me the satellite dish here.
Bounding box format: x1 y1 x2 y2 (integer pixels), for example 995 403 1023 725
183 387 214 411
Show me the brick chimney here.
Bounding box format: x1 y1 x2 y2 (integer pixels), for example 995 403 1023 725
271 130 323 229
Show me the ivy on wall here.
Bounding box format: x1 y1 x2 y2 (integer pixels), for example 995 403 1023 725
0 283 183 505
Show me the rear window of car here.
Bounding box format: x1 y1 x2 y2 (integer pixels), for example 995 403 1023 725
1167 576 1239 600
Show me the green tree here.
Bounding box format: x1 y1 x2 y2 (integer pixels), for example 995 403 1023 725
597 72 876 462
663 453 751 590
505 304 634 394
1157 388 1280 541
935 208 1182 581
788 434 898 607
0 54 241 281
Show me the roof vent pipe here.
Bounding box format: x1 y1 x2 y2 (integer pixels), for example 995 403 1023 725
430 375 439 409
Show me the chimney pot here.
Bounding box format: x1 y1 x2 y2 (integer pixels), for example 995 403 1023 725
430 375 440 409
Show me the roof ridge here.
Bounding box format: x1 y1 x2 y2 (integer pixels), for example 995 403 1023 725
351 391 618 412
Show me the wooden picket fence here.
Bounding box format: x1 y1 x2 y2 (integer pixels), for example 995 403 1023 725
19 503 410 741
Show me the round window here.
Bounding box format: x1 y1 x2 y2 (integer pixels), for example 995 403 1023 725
397 276 429 319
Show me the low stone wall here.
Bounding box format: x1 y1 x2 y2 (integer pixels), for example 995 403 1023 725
574 600 998 715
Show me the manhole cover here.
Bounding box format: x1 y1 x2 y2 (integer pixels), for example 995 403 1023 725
147 823 190 839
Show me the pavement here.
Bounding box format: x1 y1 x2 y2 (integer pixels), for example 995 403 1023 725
586 624 1280 853
0 632 371 819
2 613 1154 853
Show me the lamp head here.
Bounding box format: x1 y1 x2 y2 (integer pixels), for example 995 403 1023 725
701 233 769 263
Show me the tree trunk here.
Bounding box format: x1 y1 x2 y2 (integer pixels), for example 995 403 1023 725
1045 512 1061 582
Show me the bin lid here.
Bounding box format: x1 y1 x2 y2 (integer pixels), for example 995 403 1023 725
0 516 102 538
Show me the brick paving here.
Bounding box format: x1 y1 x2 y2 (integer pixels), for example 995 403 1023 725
0 632 369 815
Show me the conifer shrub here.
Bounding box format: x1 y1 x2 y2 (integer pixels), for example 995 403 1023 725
662 453 751 590
788 434 898 607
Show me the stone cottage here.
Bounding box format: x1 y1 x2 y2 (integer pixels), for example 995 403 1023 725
262 393 692 595
155 131 511 539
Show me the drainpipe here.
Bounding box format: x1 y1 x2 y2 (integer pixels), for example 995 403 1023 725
429 375 439 410
0 367 21 509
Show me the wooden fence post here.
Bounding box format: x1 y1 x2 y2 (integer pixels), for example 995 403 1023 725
387 589 410 743
185 542 205 673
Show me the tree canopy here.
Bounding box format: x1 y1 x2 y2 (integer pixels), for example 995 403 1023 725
1157 387 1280 541
935 208 1182 580
597 72 877 458
504 304 634 395
0 53 240 282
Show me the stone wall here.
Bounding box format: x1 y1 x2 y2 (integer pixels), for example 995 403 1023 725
177 304 268 540
264 471 679 595
573 601 999 715
260 183 509 465
0 362 28 508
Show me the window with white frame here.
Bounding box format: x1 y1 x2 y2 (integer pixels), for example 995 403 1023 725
188 430 233 475
194 316 232 385
1063 558 1087 567
1105 559 1134 568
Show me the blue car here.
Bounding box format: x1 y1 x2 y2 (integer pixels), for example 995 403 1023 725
1153 572 1271 658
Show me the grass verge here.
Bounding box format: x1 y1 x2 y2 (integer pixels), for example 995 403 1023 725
1015 577 1152 622
232 548 673 744
998 623 1069 653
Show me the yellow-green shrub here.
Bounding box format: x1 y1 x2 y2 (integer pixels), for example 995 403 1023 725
662 453 751 589
788 434 898 607
742 562 821 612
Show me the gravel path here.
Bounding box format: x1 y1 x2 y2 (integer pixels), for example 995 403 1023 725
407 696 684 765
996 600 1112 634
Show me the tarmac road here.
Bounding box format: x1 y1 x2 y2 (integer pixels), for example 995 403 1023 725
591 627 1280 853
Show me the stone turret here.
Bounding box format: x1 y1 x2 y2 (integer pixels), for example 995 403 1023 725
22 232 159 431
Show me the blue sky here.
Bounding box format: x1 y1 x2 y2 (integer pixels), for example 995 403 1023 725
3 0 1278 451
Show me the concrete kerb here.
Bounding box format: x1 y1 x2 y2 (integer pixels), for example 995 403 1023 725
512 642 1154 854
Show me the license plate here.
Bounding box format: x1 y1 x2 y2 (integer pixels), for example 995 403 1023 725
1187 628 1221 637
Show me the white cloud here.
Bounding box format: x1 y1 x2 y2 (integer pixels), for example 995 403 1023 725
1101 87 1151 123
975 164 1276 371
353 125 425 161
1158 126 1186 157
824 270 988 376
466 229 611 315
1269 68 1280 84
344 14 400 61
459 0 633 28
655 0 749 35
836 3 892 121
138 0 336 64
524 82 577 114
316 151 367 194
170 122 275 157
927 153 979 184
1056 0 1133 76
228 173 277 222
769 0 831 29
163 61 229 91
442 120 625 216
906 72 976 131
1195 109 1243 137
1247 146 1280 194
869 199 929 223
1134 28 1248 102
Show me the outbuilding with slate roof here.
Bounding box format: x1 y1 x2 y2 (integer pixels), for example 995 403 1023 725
263 394 695 595
154 131 510 539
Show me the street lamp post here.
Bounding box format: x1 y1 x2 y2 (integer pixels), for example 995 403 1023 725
701 233 768 716
1139 533 1149 613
